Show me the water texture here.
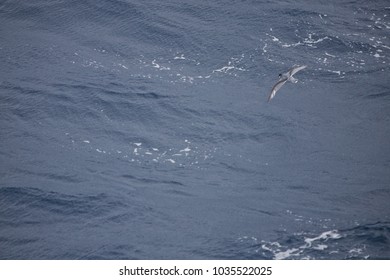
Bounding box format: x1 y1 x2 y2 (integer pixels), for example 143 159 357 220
0 0 389 259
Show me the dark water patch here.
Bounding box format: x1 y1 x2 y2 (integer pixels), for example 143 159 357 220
364 90 390 100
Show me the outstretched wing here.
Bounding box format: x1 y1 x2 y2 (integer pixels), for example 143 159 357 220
289 65 307 76
268 77 288 102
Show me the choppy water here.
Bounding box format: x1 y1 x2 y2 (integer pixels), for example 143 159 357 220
1 0 389 259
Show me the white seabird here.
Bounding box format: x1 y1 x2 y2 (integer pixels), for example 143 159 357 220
268 65 307 102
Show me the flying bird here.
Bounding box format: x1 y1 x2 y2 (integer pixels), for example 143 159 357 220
268 65 307 102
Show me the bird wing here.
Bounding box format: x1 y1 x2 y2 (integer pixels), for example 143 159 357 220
289 65 307 76
268 77 288 102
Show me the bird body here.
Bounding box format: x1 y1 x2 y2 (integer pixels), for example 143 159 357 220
268 65 307 102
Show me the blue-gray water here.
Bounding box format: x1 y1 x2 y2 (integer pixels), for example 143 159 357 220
1 0 389 259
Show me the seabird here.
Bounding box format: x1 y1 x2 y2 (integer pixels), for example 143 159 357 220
268 65 307 102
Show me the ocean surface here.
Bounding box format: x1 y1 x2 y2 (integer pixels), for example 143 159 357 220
1 0 389 260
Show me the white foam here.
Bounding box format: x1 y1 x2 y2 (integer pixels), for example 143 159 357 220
179 75 194 83
313 244 328 250
327 70 342 75
325 52 336 58
82 137 217 168
151 59 170 70
270 35 280 42
213 65 235 73
304 230 341 247
174 54 186 60
212 57 247 75
278 34 330 48
262 43 268 53
304 35 330 44
282 42 302 48
349 248 363 254
274 248 300 260
259 228 344 260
